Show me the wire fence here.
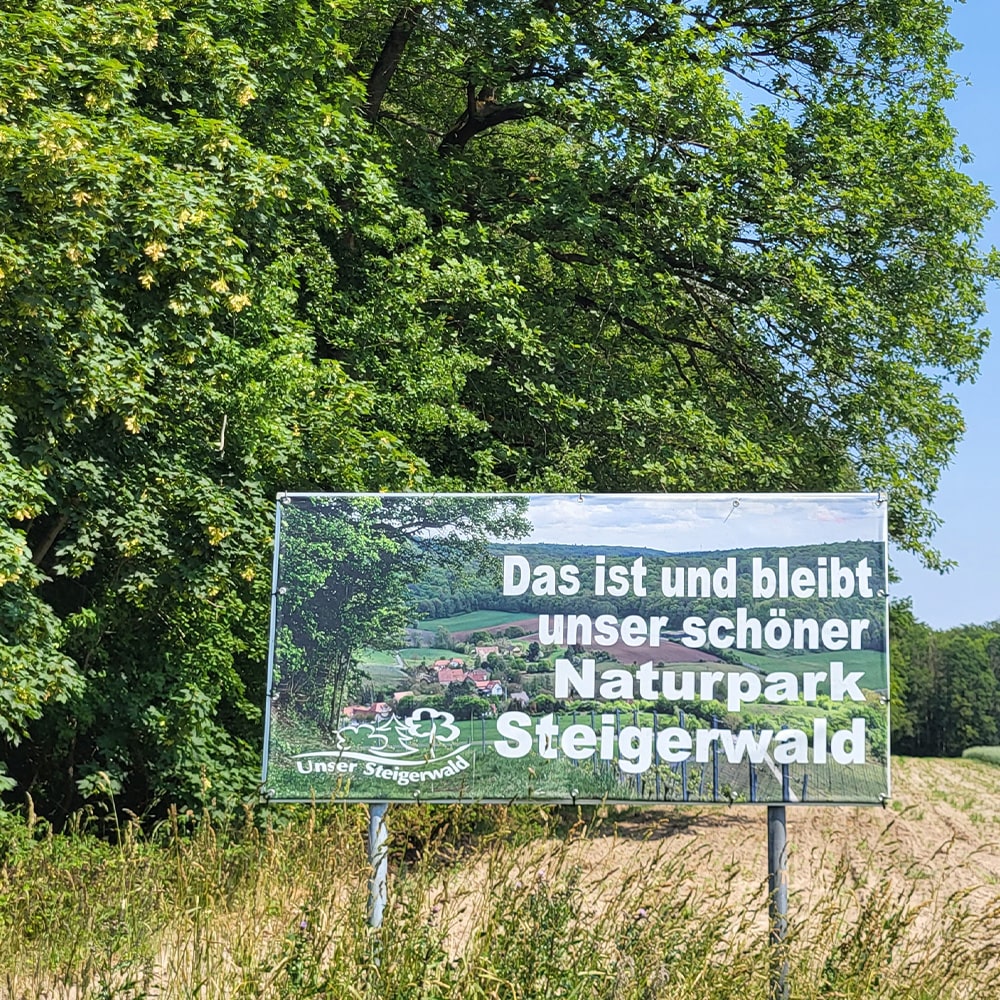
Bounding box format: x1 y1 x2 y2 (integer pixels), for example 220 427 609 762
557 706 888 805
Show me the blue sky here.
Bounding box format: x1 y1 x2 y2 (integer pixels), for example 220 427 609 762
890 2 1000 629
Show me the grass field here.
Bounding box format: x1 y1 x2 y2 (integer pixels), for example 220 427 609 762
354 650 409 688
4 757 1000 999
735 648 886 689
963 745 1000 765
397 647 465 664
357 648 478 688
357 648 401 667
360 647 477 665
415 610 533 632
360 663 409 687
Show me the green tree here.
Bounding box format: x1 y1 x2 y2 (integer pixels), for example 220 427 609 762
274 498 417 730
888 600 935 753
530 693 558 715
0 0 427 813
1 0 994 814
323 0 995 563
929 626 1000 756
449 695 490 721
891 604 1000 757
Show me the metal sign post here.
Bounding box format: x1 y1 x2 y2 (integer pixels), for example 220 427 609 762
368 802 389 931
767 805 790 1000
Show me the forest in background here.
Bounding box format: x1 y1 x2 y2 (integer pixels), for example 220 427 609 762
890 601 1000 758
1 0 997 819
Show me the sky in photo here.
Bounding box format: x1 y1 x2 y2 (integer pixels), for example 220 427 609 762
890 3 1000 629
523 493 886 552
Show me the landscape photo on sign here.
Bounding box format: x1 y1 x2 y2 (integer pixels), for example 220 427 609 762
261 493 888 805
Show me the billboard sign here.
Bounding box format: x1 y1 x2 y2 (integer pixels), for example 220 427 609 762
262 493 889 805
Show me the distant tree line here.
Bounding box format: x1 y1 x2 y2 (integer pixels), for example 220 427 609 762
890 602 1000 757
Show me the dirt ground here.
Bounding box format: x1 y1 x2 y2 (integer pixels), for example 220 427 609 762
432 755 1000 957
605 755 1000 906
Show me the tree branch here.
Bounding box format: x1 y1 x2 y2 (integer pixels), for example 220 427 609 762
364 4 424 123
30 513 69 568
438 97 530 153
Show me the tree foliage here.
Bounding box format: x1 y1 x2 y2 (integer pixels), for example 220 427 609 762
0 0 994 813
890 602 1000 757
328 0 995 555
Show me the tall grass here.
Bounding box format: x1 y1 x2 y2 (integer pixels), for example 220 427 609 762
962 745 1000 766
1 799 998 999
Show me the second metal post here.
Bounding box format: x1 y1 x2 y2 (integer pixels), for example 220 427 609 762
768 804 789 1000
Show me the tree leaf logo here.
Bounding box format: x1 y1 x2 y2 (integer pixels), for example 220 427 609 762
295 707 470 769
396 708 461 755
